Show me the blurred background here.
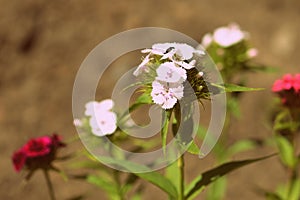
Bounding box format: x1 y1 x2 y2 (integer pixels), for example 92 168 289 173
1 0 300 199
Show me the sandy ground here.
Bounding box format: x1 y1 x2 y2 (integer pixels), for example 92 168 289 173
1 0 300 199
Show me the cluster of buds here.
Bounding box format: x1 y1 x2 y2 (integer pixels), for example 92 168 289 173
12 134 65 174
134 43 211 109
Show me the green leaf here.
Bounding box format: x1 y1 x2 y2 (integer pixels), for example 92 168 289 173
227 97 241 118
185 154 275 199
211 83 264 93
288 178 300 200
206 177 227 200
166 161 180 192
244 64 278 73
137 171 178 199
119 92 153 121
187 141 200 155
87 175 118 194
99 156 178 199
135 92 153 104
184 175 202 200
264 192 283 200
275 135 297 168
227 139 257 157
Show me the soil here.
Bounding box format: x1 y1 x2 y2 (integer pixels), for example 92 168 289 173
1 0 300 199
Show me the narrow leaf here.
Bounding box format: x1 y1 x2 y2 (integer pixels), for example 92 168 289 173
184 175 202 200
185 154 275 199
211 83 264 93
99 156 178 199
227 139 257 157
87 175 118 194
187 141 200 155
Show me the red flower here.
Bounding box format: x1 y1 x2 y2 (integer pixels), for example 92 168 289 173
12 134 65 173
22 136 52 157
12 150 26 172
272 73 300 107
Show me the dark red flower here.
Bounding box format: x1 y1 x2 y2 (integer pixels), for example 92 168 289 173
23 136 52 157
12 150 27 172
12 134 66 173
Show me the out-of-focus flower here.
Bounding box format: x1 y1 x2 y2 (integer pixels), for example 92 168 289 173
151 81 184 109
83 99 117 136
212 23 248 47
89 111 117 136
201 33 213 48
12 150 26 172
246 48 258 58
12 134 65 173
199 23 260 82
272 74 300 107
272 74 294 92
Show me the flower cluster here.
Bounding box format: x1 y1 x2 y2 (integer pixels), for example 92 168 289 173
134 43 206 109
200 23 258 81
74 99 117 136
272 74 300 107
12 134 65 172
201 23 248 48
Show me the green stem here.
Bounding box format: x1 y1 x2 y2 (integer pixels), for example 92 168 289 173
178 154 185 200
113 170 125 200
43 170 56 200
287 166 298 199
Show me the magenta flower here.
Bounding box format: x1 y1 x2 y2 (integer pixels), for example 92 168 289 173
272 74 300 92
272 73 300 107
12 134 65 173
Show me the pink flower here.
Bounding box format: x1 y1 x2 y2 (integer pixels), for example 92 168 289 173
272 73 300 108
293 74 300 91
272 74 294 92
12 134 65 173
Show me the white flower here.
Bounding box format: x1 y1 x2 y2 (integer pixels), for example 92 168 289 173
133 54 151 76
134 43 205 77
84 99 117 136
156 62 187 83
151 81 184 109
85 99 114 116
89 111 117 136
213 23 248 47
152 43 204 60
